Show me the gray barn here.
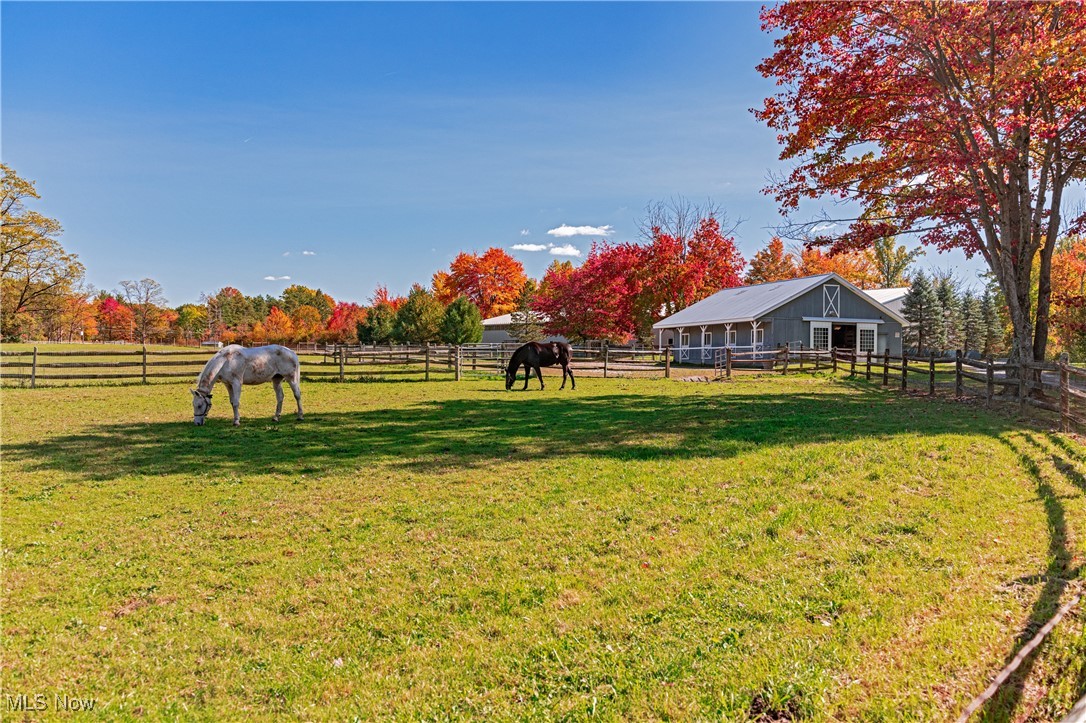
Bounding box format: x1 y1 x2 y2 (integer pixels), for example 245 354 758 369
652 273 906 364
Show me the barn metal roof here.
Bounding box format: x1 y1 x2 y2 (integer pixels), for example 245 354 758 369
652 273 907 329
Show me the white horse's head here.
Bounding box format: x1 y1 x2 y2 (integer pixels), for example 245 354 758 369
191 388 212 425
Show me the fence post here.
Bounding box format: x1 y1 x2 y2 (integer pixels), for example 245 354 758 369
602 342 609 378
339 346 345 382
954 350 963 397
142 345 148 384
986 357 994 408
425 342 431 382
1019 362 1027 416
665 344 671 379
928 351 936 395
882 349 889 386
865 350 872 381
901 353 908 391
832 347 838 374
455 345 462 382
782 347 790 374
725 347 733 379
30 346 38 389
1059 352 1070 433
850 350 857 377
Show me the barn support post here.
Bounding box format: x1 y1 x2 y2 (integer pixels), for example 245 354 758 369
142 345 148 384
425 342 431 381
929 351 936 396
901 354 909 391
882 349 889 386
955 350 963 397
1059 353 1070 433
986 358 995 407
30 346 38 389
664 344 671 379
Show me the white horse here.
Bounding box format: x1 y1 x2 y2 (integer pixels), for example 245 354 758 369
191 344 303 426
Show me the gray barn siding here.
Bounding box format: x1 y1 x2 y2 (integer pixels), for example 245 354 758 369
659 279 903 360
768 282 902 354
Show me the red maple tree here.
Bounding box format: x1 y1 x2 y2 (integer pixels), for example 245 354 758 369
755 2 1086 363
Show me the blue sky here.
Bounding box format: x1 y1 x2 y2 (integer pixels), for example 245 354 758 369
3 1 987 306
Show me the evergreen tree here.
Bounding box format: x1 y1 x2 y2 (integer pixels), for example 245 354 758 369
980 289 1003 358
392 284 444 343
900 271 943 352
960 290 987 355
931 271 961 352
439 296 483 344
357 301 395 345
509 279 545 342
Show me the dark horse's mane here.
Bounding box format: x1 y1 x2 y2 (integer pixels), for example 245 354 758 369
505 341 575 391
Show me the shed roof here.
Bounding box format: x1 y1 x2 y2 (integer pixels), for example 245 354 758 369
652 273 907 329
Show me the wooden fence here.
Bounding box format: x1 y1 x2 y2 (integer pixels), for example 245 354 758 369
0 343 674 387
711 346 1085 433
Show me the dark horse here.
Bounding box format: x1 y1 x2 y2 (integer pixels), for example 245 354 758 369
505 341 576 391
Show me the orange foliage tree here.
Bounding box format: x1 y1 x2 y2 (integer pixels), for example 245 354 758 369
445 247 527 319
264 306 294 343
745 237 799 285
798 247 879 288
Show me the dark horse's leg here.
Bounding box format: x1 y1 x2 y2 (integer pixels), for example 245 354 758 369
522 363 531 390
534 364 545 390
560 362 575 390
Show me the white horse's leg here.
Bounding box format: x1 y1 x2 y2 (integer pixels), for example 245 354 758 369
229 379 242 426
273 378 284 422
288 378 303 420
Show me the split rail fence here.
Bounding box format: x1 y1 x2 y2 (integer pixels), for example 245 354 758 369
0 343 674 387
713 346 1085 433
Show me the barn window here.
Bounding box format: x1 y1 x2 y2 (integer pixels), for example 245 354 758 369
724 328 737 346
753 327 764 346
679 332 690 347
858 327 876 354
701 329 712 347
811 322 830 350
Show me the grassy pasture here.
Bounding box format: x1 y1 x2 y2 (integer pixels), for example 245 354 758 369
2 373 1084 720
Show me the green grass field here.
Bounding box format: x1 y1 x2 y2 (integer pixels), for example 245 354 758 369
2 373 1084 720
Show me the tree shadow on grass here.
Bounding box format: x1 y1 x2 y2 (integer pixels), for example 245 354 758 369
977 432 1084 721
4 385 1016 483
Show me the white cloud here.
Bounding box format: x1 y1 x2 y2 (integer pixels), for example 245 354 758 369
302 250 316 256
520 229 530 236
512 243 550 252
263 275 291 281
549 244 581 257
282 252 291 257
547 224 614 238
810 223 838 233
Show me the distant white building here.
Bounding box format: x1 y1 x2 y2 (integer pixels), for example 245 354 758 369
481 312 567 344
863 287 909 317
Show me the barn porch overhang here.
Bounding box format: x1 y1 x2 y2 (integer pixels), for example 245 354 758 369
801 317 888 324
